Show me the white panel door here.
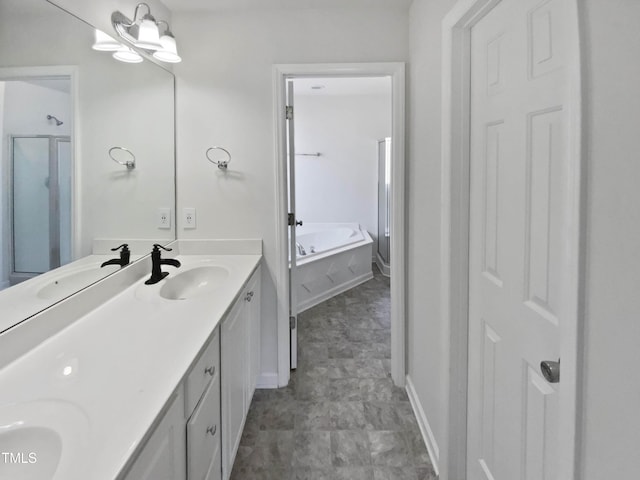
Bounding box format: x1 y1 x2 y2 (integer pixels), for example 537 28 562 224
286 79 299 370
467 0 571 479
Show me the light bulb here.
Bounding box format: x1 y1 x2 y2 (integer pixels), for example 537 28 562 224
113 46 143 63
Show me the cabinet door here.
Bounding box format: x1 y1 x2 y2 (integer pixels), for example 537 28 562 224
122 391 186 480
187 373 221 480
221 297 247 480
246 265 261 399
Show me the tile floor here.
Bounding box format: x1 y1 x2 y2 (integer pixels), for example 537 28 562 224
230 267 437 480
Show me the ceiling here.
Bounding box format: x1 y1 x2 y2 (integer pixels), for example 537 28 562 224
160 0 412 13
293 77 391 97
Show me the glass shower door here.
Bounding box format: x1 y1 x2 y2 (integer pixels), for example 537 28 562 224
11 135 71 282
377 138 391 266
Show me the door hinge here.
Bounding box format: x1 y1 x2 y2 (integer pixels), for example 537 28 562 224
286 106 294 120
288 213 295 226
289 316 296 329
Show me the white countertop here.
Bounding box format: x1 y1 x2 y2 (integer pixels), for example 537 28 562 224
0 254 143 335
0 253 261 480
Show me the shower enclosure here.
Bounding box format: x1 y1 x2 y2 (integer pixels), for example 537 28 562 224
10 135 71 284
377 137 391 276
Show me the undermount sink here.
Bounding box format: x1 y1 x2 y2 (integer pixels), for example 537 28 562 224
0 401 89 480
36 264 120 301
159 266 229 300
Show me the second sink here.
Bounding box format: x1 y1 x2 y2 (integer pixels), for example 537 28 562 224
159 266 229 300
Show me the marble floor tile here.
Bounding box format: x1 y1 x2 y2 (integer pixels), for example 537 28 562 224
244 400 296 431
328 401 368 430
368 431 413 467
230 266 436 480
330 430 372 466
404 429 432 467
360 378 409 403
333 467 375 480
291 431 332 469
363 402 406 431
230 465 289 480
289 468 334 480
328 378 362 402
373 466 420 480
234 430 294 469
294 402 331 430
298 342 329 364
415 466 439 479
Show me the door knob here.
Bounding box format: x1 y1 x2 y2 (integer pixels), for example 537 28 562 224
540 359 560 383
296 220 303 226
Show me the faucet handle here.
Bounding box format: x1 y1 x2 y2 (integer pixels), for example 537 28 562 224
111 244 129 252
153 244 172 252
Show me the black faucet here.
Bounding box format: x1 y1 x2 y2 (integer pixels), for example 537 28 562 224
100 244 130 268
145 244 181 285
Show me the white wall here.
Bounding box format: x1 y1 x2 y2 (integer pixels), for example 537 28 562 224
580 1 640 477
172 6 408 383
406 0 455 469
294 91 391 255
407 1 640 478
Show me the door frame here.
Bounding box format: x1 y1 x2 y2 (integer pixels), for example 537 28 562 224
440 1 585 479
0 66 79 288
273 62 406 388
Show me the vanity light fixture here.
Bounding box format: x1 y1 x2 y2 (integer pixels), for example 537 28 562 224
92 29 121 51
113 46 143 64
111 3 181 63
152 21 182 63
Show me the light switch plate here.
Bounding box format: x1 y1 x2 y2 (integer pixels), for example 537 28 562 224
183 208 196 229
157 208 171 229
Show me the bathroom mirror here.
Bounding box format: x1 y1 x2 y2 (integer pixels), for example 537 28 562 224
0 0 175 332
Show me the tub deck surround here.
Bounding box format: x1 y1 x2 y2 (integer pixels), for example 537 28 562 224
293 223 373 312
0 241 262 480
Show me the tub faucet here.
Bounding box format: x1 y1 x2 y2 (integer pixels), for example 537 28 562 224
145 244 181 285
296 242 307 256
100 244 130 268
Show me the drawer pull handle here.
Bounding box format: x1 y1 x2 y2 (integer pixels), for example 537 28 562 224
245 292 252 302
206 425 217 436
204 366 216 377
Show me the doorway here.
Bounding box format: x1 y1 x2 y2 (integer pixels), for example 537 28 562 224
0 72 74 290
441 0 583 479
274 63 406 388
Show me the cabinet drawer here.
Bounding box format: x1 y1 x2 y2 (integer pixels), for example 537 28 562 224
187 375 221 480
185 328 220 415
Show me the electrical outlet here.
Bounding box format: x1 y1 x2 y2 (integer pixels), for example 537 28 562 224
183 208 196 229
157 208 171 229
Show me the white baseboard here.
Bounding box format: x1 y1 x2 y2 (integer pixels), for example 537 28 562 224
375 252 391 277
256 372 279 389
298 271 373 313
406 375 440 476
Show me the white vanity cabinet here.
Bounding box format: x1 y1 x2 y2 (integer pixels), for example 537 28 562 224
120 264 261 480
121 391 187 480
222 265 261 480
186 329 222 480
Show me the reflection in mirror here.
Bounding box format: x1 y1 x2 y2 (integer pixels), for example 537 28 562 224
0 0 175 333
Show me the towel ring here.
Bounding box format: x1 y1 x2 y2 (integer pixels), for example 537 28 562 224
109 146 136 170
206 146 232 170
